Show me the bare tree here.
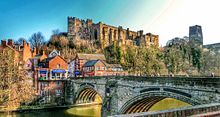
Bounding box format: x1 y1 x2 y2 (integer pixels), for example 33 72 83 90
29 32 45 54
0 48 34 108
52 29 60 36
16 37 26 46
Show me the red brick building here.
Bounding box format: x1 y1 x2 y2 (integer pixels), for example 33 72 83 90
82 60 127 77
83 60 107 76
0 39 33 65
35 55 68 103
74 53 106 77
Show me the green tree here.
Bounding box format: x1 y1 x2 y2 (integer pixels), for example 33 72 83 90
123 45 166 75
104 42 122 64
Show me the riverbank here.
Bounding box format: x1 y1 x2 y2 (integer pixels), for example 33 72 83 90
0 102 102 113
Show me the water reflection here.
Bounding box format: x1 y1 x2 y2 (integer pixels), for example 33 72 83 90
66 105 101 117
0 105 101 117
149 98 191 111
0 98 190 117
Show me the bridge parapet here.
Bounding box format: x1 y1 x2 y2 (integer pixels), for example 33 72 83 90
66 76 220 116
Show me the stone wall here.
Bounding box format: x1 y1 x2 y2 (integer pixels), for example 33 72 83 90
67 17 159 49
65 76 220 116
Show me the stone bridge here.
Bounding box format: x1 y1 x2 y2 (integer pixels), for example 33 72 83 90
64 76 220 116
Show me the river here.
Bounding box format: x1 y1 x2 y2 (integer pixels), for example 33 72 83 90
0 105 102 117
0 98 190 117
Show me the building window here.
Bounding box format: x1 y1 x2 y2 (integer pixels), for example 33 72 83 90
94 29 98 40
57 64 60 68
57 73 60 78
55 89 62 96
52 73 56 79
96 67 100 70
57 81 61 85
101 67 105 70
62 73 65 78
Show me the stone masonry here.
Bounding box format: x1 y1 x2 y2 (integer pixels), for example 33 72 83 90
65 76 220 116
67 17 159 49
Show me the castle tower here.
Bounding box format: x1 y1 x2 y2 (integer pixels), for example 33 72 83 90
68 16 75 36
189 25 203 45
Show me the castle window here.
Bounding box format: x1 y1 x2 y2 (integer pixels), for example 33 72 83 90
94 29 98 40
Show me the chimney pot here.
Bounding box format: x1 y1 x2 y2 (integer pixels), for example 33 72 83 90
8 39 13 46
1 40 7 46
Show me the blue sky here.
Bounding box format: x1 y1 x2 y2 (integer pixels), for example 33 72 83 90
0 0 220 46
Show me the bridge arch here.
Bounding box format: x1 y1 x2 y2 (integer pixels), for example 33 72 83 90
75 84 103 104
119 90 201 114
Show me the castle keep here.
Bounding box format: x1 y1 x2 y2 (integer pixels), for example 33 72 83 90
67 17 159 48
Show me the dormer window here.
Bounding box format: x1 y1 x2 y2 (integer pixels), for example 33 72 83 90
57 64 60 68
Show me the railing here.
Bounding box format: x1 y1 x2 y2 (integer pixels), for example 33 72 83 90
69 75 220 80
38 77 68 81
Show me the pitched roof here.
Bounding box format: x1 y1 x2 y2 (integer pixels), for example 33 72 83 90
83 60 98 67
41 55 67 63
77 53 106 61
48 49 60 58
83 59 109 67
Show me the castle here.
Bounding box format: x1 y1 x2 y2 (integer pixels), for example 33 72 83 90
67 17 159 48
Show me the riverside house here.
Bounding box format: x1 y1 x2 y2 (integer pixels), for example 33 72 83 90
34 52 68 103
74 53 106 77
82 59 127 77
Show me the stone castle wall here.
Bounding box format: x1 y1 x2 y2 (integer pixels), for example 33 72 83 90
67 17 159 48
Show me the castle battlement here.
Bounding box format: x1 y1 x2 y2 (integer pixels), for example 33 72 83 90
67 17 159 48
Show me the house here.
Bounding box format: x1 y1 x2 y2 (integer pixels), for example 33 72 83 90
32 50 48 89
83 60 107 76
82 59 127 77
0 39 33 65
0 39 36 87
34 52 68 103
74 53 106 77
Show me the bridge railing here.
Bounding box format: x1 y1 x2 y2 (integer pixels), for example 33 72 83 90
69 74 220 80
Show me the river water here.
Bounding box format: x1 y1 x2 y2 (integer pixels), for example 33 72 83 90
0 98 190 117
0 105 101 117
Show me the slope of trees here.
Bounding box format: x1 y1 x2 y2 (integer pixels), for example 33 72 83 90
26 30 220 76
47 30 102 60
122 45 167 75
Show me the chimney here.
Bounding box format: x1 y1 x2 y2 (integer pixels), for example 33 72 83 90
23 40 26 47
8 39 13 46
1 40 7 46
33 47 37 57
